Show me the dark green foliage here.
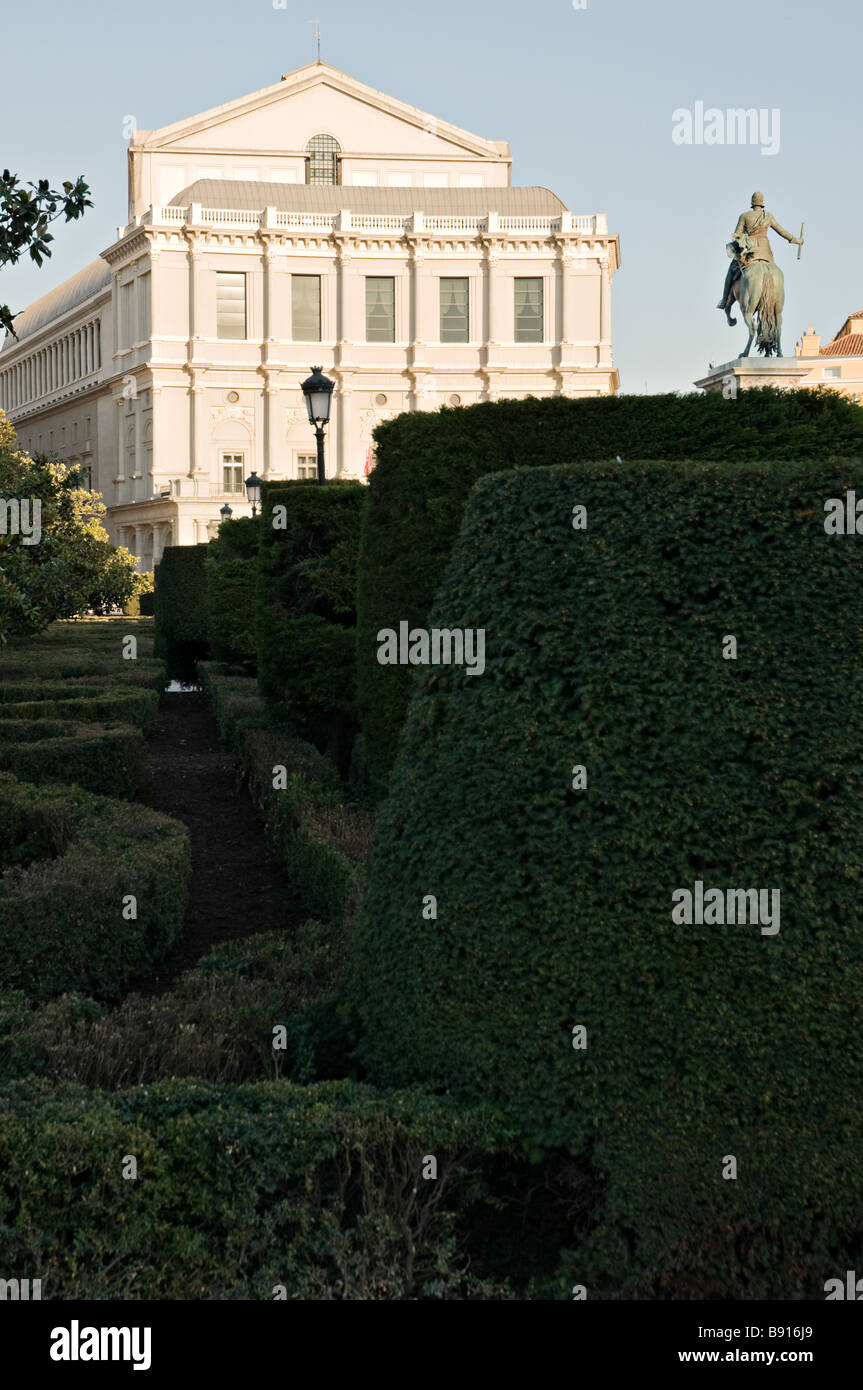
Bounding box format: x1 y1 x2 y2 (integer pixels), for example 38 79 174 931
0 719 145 796
0 922 358 1089
357 388 863 789
197 663 268 746
153 545 210 670
205 518 260 669
240 728 373 929
0 772 189 1000
0 1077 514 1299
122 571 154 618
0 683 158 735
353 458 863 1297
257 482 365 768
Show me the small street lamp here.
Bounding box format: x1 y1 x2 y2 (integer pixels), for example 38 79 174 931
245 472 263 517
300 366 335 486
220 503 233 522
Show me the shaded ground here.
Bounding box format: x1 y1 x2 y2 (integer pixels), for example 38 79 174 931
136 691 305 994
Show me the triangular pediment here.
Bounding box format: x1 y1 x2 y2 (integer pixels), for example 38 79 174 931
135 63 509 162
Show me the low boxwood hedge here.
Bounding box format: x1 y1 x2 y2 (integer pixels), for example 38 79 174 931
0 772 190 1000
239 729 373 930
0 683 159 735
0 719 145 797
0 1077 514 1300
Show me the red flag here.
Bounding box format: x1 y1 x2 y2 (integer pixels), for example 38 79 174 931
364 447 373 477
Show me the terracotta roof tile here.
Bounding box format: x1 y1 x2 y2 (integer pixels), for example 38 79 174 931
820 335 863 356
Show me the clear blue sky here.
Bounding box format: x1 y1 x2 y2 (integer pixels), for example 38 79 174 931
1 0 859 392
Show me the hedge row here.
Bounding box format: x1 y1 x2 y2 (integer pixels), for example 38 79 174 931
205 517 259 669
197 662 268 747
153 545 210 669
0 921 357 1090
257 482 365 770
0 719 145 797
0 1077 515 1299
239 727 373 930
0 682 159 735
0 771 190 1000
352 458 863 1297
356 387 863 788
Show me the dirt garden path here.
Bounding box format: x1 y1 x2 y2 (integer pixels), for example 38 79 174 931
136 691 305 995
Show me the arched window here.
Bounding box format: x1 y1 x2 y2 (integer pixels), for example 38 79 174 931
306 134 341 186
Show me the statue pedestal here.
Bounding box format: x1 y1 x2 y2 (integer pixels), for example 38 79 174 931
694 358 814 395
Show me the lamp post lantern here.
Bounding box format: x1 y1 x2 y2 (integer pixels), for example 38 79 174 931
300 366 335 486
220 503 233 522
245 472 263 517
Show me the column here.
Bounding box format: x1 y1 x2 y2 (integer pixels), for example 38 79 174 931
410 246 428 349
599 255 612 364
133 524 145 569
336 241 359 354
115 400 126 483
336 374 352 477
264 373 280 477
189 371 207 479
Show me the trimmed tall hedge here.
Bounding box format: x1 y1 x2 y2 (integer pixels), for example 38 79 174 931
0 719 145 797
154 545 210 670
356 388 863 789
0 772 189 1000
257 481 366 768
205 517 260 670
352 458 863 1297
0 1077 512 1300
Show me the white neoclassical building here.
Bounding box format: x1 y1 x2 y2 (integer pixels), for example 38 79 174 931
0 62 620 567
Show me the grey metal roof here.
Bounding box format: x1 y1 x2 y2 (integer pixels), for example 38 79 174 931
170 179 567 215
1 258 111 350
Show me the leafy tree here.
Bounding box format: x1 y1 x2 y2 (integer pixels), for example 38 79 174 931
0 413 138 642
0 170 92 337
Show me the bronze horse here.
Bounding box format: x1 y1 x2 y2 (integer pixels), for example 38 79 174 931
725 259 785 358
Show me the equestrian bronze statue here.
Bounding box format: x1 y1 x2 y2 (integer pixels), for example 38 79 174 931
717 192 804 357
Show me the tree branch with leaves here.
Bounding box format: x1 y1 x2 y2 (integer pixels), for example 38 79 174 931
0 170 92 337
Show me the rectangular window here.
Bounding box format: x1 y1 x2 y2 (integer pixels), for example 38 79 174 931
423 173 448 188
515 277 544 343
292 275 321 342
388 172 412 187
440 278 469 343
297 455 317 480
121 282 135 348
216 272 247 340
222 453 245 493
823 367 841 380
366 277 395 343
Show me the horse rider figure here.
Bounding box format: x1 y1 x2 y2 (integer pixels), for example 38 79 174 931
718 192 803 324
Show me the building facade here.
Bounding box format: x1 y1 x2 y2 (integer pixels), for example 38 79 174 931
0 63 620 566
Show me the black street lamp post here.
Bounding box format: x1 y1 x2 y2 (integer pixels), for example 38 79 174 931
245 472 263 517
300 366 335 486
220 503 233 522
